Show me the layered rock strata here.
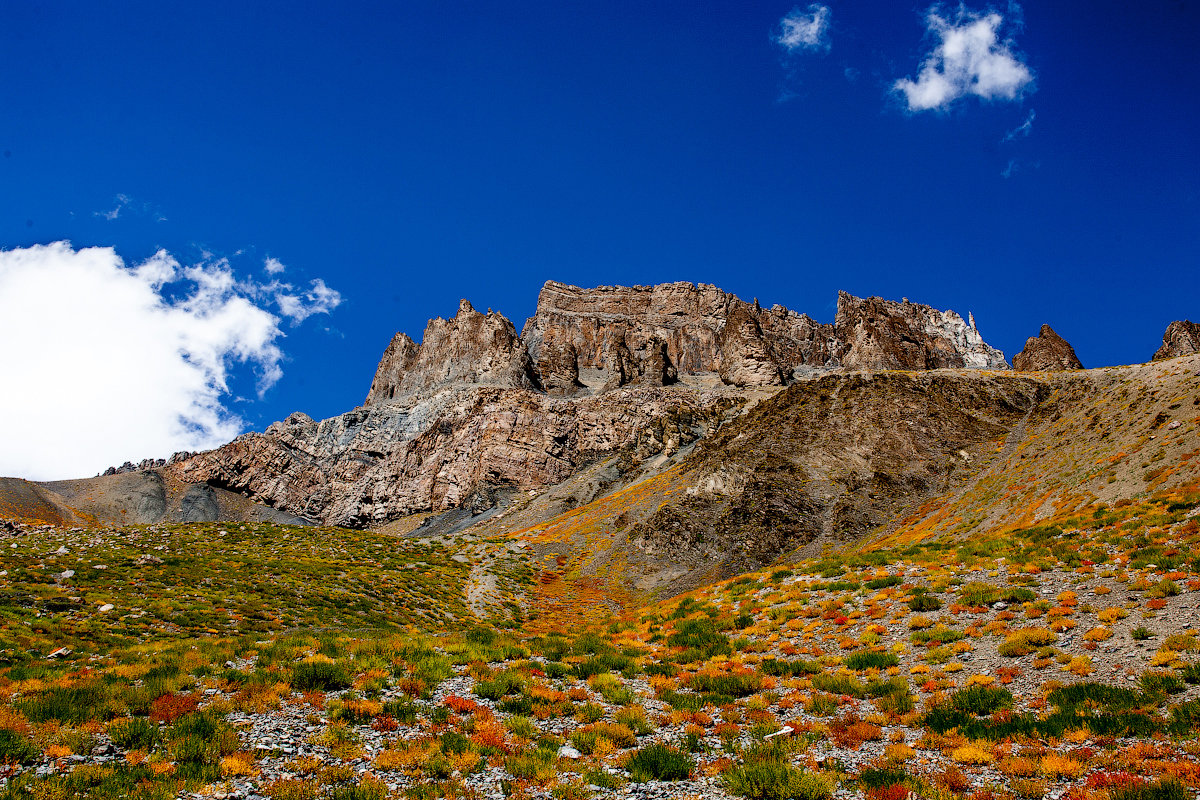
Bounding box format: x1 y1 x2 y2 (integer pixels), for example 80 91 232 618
1012 324 1084 371
166 386 739 527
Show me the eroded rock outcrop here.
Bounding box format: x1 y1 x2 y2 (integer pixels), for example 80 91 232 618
366 300 539 403
1013 324 1084 371
833 293 1008 371
519 281 1004 389
1153 320 1200 361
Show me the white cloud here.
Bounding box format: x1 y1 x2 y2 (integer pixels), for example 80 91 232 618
1003 108 1036 141
94 193 167 223
95 194 130 221
264 256 287 275
0 242 341 480
894 5 1034 112
776 4 831 53
270 277 343 324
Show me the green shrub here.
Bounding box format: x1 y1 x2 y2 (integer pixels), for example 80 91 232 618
910 626 965 646
908 589 942 612
658 690 704 711
291 659 349 691
858 767 910 790
688 672 763 697
382 699 418 723
626 744 692 782
1131 627 1154 641
0 728 38 765
18 682 111 724
950 685 1013 716
475 671 525 700
958 583 1036 606
1141 671 1185 699
866 576 903 591
667 619 732 661
108 716 160 751
759 658 820 677
724 743 832 800
811 672 865 698
845 651 899 671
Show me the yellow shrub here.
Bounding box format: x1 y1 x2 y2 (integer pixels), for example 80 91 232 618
951 743 993 764
1040 753 1084 779
1082 626 1113 642
1150 650 1182 668
1065 656 1094 676
998 628 1057 657
1098 607 1128 624
964 674 993 686
220 752 258 777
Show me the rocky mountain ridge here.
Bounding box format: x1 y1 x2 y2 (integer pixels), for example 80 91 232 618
366 281 1009 404
158 282 1010 526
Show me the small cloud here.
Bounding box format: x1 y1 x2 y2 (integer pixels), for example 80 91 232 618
264 256 287 275
776 4 832 53
1001 158 1018 178
94 193 167 223
272 277 343 324
1002 108 1036 141
95 194 130 221
894 4 1034 113
844 66 861 83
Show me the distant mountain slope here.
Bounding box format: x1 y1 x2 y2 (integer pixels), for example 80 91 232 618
0 472 311 527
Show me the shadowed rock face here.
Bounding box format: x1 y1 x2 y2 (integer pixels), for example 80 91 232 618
1013 324 1084 371
1154 320 1200 361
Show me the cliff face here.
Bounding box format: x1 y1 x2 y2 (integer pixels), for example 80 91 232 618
166 281 1008 527
166 386 739 526
1153 320 1200 361
516 281 1005 393
1012 324 1084 371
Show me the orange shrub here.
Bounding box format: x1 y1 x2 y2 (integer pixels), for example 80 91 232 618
149 692 200 723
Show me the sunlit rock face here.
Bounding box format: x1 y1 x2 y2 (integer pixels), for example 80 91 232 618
1013 324 1084 371
1153 320 1200 361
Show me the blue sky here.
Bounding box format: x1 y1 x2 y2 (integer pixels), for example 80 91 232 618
1 1 1197 477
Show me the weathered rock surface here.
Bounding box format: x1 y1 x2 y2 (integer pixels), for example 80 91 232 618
519 281 1004 390
833 292 1008 371
1153 320 1200 361
1012 324 1084 371
366 300 539 403
166 385 741 526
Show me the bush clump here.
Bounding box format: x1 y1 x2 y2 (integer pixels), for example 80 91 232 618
724 742 832 800
845 651 899 671
291 658 350 691
667 619 732 661
625 744 693 782
998 628 1057 657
